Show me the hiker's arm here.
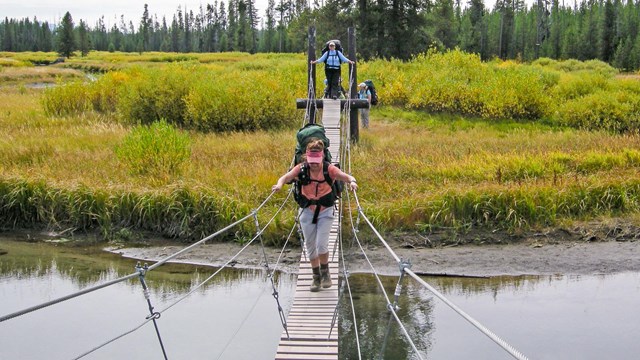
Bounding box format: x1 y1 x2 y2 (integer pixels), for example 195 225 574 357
272 166 300 192
330 166 358 191
338 51 354 64
312 52 328 64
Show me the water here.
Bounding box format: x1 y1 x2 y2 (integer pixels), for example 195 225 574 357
0 240 296 360
340 273 640 359
2 240 640 360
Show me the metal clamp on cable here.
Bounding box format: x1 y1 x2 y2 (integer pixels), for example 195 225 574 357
146 312 161 320
391 259 412 311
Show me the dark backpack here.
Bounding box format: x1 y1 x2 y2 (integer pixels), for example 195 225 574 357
364 79 379 105
294 123 332 164
293 161 344 210
321 40 346 64
291 124 344 211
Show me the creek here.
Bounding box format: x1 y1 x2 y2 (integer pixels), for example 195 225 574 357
1 239 639 359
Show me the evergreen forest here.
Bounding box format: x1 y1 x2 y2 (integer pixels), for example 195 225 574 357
2 0 640 70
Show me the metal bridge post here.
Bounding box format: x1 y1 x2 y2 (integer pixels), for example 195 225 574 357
348 27 359 142
308 26 317 124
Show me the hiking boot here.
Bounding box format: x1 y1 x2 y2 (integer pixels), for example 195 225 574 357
310 274 321 292
320 268 332 288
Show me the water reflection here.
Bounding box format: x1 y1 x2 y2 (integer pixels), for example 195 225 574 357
340 272 640 360
3 240 640 360
0 240 296 360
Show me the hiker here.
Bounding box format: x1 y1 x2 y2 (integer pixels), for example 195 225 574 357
272 139 357 292
311 41 354 99
358 82 371 128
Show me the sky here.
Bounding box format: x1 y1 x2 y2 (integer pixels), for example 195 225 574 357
0 0 270 27
1 0 505 28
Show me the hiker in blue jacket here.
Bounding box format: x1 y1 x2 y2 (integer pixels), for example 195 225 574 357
311 41 354 99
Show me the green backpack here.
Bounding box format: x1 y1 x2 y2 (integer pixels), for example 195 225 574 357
294 123 332 164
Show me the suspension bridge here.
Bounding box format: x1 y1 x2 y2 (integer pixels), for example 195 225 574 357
0 30 530 360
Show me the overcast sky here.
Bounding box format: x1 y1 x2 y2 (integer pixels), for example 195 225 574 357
0 1 270 27
2 0 503 28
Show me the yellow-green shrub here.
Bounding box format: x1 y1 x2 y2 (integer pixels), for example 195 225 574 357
554 90 640 132
184 70 298 131
41 80 91 116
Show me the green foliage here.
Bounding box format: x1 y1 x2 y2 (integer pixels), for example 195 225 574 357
56 12 75 58
41 80 91 116
115 120 192 180
184 70 297 131
42 54 305 132
532 58 618 77
0 178 241 240
554 90 640 132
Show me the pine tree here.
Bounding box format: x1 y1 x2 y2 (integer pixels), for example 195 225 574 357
77 19 90 56
263 0 277 52
56 12 75 58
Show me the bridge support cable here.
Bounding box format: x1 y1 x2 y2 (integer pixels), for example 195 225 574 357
215 283 271 360
2 192 279 326
344 190 426 360
0 272 138 323
351 191 530 360
136 262 170 360
72 318 155 360
335 215 363 360
157 190 292 315
147 191 276 272
72 191 293 360
254 196 296 340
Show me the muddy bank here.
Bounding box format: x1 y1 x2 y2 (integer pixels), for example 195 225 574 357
3 219 638 277
106 221 640 277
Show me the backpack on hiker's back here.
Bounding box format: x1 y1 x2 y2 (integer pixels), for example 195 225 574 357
321 39 345 62
291 123 343 207
364 79 379 105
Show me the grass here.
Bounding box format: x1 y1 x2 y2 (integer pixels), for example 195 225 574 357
1 52 640 244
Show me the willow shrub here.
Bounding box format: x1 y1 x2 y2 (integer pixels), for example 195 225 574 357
41 80 91 116
115 63 203 126
115 119 192 180
42 54 305 132
363 49 552 120
555 90 640 132
184 70 298 132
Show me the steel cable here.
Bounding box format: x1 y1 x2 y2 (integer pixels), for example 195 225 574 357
350 190 529 360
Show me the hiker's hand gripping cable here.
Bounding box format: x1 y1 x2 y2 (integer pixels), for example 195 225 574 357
349 179 358 192
273 166 299 192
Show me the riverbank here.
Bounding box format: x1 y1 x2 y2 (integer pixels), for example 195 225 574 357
104 219 640 277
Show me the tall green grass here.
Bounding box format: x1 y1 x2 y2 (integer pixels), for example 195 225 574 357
115 119 192 181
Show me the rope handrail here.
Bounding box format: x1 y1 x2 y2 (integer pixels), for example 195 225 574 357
349 191 529 360
0 272 138 323
72 190 292 359
344 190 425 359
157 190 291 315
147 190 276 271
0 191 277 325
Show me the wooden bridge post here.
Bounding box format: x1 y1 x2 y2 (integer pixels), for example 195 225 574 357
308 26 317 124
348 27 359 142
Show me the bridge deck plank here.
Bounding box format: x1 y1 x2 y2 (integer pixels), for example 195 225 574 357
275 99 342 360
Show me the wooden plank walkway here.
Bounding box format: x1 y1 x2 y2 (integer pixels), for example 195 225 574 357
275 100 342 360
